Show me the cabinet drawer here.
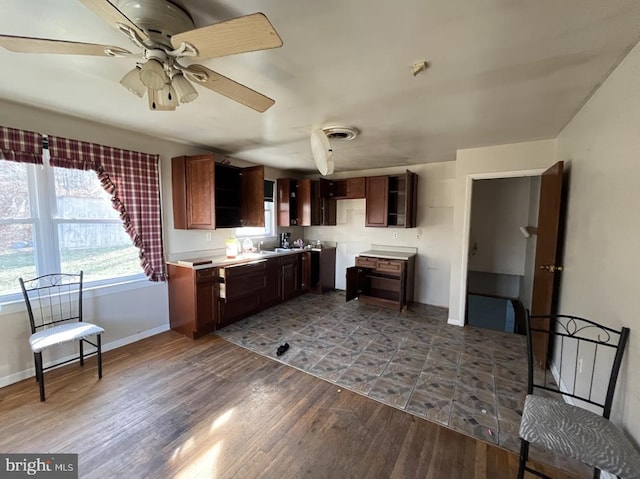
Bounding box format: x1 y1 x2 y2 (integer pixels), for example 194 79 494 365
355 256 378 269
196 267 218 282
376 259 404 274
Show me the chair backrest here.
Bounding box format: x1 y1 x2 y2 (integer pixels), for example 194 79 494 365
19 272 84 334
525 312 629 419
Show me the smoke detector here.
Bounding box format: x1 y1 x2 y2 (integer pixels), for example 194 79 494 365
322 126 359 141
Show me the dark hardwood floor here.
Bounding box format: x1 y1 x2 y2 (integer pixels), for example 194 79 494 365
0 331 577 478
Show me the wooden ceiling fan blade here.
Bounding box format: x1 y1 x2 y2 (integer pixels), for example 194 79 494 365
79 0 149 43
186 64 275 112
171 13 282 60
0 35 131 56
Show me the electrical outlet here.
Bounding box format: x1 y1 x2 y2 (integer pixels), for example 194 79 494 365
205 232 212 242
393 232 398 239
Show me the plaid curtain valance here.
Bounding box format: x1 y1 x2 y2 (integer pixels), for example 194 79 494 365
49 136 167 282
0 126 43 164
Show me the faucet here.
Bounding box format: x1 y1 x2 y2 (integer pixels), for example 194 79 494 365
258 241 264 252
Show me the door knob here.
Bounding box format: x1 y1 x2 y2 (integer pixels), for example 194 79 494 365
540 264 564 272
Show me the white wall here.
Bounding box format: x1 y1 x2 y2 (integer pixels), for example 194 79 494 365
555 40 640 443
448 139 556 325
468 177 531 275
305 161 455 307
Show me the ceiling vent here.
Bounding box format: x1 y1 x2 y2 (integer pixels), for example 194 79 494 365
322 126 359 141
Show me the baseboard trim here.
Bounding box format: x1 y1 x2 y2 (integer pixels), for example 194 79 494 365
0 324 170 388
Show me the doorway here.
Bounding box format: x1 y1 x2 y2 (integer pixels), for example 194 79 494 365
465 175 541 333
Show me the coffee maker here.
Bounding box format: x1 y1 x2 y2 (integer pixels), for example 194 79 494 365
279 232 291 249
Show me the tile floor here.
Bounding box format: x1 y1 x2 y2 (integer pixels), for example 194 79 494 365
216 291 589 477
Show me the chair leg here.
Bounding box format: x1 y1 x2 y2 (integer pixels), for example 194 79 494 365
518 438 529 479
34 352 45 402
33 353 40 383
79 338 84 366
97 334 102 379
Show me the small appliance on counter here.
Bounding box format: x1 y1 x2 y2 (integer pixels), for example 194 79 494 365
279 232 291 249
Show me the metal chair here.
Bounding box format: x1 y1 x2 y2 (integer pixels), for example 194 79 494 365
19 272 104 401
518 312 640 479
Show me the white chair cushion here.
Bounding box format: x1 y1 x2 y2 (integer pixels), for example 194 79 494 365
520 394 640 479
29 322 104 353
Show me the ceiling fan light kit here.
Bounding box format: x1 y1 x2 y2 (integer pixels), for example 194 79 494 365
139 58 168 90
172 73 198 103
0 0 283 112
120 66 146 97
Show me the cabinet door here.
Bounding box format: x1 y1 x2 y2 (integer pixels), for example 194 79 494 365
240 165 265 227
277 178 291 227
196 275 217 332
310 181 322 226
319 247 336 291
346 266 369 301
296 179 311 226
262 258 282 306
281 255 299 300
300 251 310 292
365 176 389 227
406 170 418 228
346 177 366 198
172 155 216 230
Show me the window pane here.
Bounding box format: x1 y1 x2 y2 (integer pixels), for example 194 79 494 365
0 223 36 296
58 223 141 281
0 160 31 220
53 167 119 219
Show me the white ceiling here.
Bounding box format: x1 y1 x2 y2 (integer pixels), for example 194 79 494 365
1 0 639 173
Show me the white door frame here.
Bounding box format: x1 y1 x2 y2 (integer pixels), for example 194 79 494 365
454 168 546 326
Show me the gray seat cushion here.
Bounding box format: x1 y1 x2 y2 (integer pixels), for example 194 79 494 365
520 394 640 479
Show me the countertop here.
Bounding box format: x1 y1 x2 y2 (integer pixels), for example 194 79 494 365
169 246 333 270
358 249 416 261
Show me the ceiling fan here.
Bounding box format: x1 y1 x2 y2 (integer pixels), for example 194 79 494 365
0 0 283 112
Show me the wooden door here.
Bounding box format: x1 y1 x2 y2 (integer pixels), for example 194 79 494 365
530 161 565 368
365 176 389 226
240 166 265 227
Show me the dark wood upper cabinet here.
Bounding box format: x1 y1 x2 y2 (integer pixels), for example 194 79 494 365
240 165 265 227
173 155 216 230
277 171 417 228
172 154 264 230
311 180 336 226
366 170 417 228
326 177 366 199
277 178 311 226
365 176 389 227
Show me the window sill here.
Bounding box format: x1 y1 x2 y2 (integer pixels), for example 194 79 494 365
0 277 164 316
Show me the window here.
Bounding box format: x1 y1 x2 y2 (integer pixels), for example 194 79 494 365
0 152 143 301
235 179 276 238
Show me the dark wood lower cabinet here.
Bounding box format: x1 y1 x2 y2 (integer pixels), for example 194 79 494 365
346 254 415 311
167 263 218 339
218 261 267 326
168 249 336 337
280 254 301 301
